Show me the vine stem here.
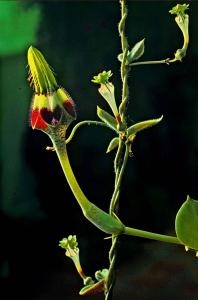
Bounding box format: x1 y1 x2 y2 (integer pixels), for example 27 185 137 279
105 1 130 299
110 143 129 214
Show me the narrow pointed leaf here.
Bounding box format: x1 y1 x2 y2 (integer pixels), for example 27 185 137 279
127 38 145 63
106 137 119 153
175 196 198 250
127 115 163 136
97 106 118 132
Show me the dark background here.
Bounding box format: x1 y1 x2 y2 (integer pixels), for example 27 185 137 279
0 1 198 299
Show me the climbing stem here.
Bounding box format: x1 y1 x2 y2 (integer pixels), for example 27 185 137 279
114 138 124 182
118 0 130 120
105 1 130 299
110 143 129 215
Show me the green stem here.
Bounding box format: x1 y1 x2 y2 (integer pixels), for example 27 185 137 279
110 144 129 215
114 138 123 180
54 141 89 210
52 135 124 235
124 227 181 245
119 0 129 120
66 120 110 144
105 1 129 299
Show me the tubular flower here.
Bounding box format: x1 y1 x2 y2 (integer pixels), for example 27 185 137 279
28 46 76 131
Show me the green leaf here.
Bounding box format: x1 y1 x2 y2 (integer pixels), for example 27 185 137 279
175 196 198 250
106 137 119 153
127 115 163 136
127 38 145 63
97 106 118 132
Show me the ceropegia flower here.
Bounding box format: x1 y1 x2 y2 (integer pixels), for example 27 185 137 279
169 4 189 61
28 46 76 131
59 235 94 285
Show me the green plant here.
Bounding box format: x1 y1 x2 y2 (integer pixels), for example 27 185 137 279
27 1 198 299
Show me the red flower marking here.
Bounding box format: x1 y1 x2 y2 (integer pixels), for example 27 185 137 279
63 99 76 118
31 109 48 129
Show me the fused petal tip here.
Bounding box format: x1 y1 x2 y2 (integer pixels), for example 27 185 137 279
27 46 58 94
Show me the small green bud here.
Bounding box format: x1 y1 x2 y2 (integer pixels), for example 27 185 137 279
106 137 119 153
117 53 124 63
127 38 145 63
91 70 113 84
97 106 118 132
174 48 187 62
83 276 95 286
95 269 109 281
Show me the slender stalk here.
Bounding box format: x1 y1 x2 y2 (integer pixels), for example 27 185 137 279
66 120 110 144
53 139 89 211
130 58 170 66
124 227 181 245
47 120 109 151
52 132 124 235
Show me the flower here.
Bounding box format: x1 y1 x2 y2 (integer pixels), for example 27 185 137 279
91 70 113 84
28 46 76 131
169 4 189 61
59 235 89 281
92 71 119 120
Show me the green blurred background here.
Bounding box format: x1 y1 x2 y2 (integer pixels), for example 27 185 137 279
0 1 198 300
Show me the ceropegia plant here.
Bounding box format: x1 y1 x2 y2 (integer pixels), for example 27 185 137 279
27 1 197 299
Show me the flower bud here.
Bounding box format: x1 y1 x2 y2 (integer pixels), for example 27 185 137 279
92 71 120 120
169 4 189 61
28 46 76 131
